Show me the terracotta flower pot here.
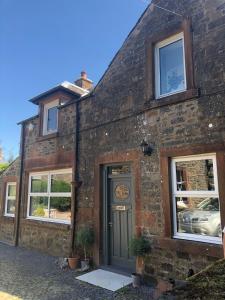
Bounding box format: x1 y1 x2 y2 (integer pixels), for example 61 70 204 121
136 256 144 274
68 256 80 269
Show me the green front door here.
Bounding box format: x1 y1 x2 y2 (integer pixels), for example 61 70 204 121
104 165 135 272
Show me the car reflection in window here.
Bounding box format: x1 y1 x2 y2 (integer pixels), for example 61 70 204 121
177 198 221 238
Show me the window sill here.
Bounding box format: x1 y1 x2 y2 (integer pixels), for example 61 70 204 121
146 88 200 109
173 234 222 245
21 218 71 230
37 132 58 142
4 214 15 218
155 236 223 258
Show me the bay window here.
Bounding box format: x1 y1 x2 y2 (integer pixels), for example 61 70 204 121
171 154 222 244
27 169 72 224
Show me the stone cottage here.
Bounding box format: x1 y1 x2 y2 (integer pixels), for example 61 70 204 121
1 0 225 281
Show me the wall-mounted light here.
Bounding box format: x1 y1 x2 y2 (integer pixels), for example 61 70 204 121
140 139 153 156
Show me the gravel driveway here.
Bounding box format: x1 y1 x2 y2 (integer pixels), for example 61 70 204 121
0 243 154 300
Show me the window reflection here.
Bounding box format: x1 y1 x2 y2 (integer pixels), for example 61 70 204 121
51 173 72 193
175 159 215 191
31 175 48 193
172 155 220 243
30 196 48 218
47 106 58 132
29 170 72 223
177 197 221 238
7 200 16 214
50 197 71 221
159 39 185 95
8 185 16 197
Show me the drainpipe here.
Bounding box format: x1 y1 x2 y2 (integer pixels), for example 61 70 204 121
70 100 81 256
14 123 25 246
223 227 225 258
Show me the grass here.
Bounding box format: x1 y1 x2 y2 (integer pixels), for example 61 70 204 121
169 258 225 300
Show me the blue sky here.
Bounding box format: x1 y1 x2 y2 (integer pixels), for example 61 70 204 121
0 0 149 161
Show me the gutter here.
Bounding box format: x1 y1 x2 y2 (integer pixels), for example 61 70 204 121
14 123 25 246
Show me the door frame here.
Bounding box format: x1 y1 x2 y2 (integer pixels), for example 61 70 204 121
93 150 141 267
102 163 135 268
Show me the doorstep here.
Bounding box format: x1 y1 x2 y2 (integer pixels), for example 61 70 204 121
76 269 133 292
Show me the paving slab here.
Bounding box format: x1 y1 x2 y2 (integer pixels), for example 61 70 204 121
76 269 133 291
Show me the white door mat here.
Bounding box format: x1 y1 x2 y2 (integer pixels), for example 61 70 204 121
76 269 132 292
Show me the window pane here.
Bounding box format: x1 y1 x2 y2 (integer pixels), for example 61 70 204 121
51 173 72 193
31 175 48 193
47 106 57 131
175 159 215 191
49 197 71 221
29 196 48 218
7 199 15 215
108 165 131 175
176 197 221 238
159 39 185 95
8 184 16 197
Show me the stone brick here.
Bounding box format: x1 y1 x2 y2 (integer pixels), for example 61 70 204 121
176 251 190 261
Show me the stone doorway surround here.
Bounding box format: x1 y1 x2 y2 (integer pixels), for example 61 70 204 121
93 150 141 267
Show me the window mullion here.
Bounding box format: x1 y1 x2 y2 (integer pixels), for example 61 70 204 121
49 193 71 197
174 192 219 197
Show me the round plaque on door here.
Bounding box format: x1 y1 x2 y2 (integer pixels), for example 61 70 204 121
115 184 130 200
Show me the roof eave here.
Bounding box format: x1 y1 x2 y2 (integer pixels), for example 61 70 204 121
29 86 84 105
17 114 39 125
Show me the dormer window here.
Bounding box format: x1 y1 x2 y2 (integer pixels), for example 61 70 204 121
43 100 59 135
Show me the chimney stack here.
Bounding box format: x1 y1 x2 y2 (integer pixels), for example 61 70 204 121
75 71 93 91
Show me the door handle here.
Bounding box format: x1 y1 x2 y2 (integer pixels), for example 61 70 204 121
108 222 113 227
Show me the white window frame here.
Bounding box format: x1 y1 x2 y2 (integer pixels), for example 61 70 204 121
155 32 187 99
27 169 72 224
43 99 59 135
5 182 16 217
171 154 222 244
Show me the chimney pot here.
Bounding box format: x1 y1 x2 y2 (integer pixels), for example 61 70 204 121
81 71 87 79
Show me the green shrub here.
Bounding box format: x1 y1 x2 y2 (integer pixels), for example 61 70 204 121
34 206 45 217
129 236 151 257
76 226 94 260
50 197 71 212
0 163 9 174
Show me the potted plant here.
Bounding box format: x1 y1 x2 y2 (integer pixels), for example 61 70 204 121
129 236 151 288
76 225 94 271
67 249 80 270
